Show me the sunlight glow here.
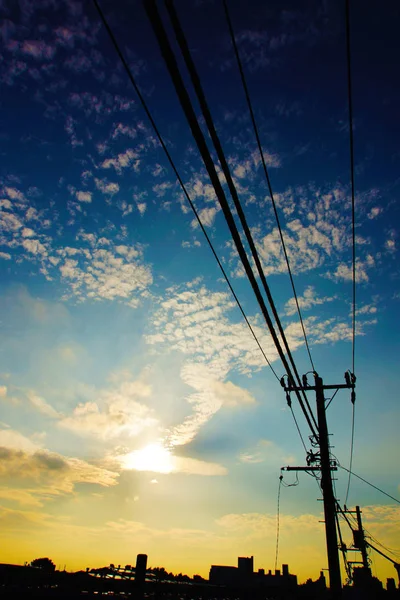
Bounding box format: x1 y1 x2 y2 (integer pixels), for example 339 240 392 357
122 443 174 474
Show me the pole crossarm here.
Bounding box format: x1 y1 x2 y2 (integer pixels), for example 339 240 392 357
282 466 338 472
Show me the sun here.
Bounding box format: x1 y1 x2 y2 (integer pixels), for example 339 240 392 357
122 443 174 474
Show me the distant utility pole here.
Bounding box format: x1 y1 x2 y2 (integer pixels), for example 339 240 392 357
342 505 371 575
281 371 356 598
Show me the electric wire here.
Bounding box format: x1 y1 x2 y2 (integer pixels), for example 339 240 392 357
339 466 400 504
223 0 316 373
344 402 355 505
146 0 318 438
92 0 279 381
289 405 308 454
325 387 339 411
275 475 283 571
345 0 357 505
165 0 318 435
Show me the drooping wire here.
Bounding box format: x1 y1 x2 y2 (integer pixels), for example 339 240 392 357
223 0 316 373
336 511 351 582
289 405 308 454
151 0 318 438
92 0 280 381
345 0 357 511
339 465 400 504
344 402 355 505
275 471 299 571
275 475 283 571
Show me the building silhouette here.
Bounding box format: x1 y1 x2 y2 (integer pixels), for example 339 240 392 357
209 556 297 590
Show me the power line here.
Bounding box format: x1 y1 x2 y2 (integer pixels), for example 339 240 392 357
345 0 356 375
275 475 283 572
148 0 318 438
92 0 279 381
223 0 316 373
345 0 357 503
165 0 318 436
289 405 308 454
339 466 400 505
344 402 355 505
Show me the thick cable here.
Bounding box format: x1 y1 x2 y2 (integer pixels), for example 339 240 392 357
345 0 356 375
165 0 318 434
92 0 279 381
147 0 317 437
223 0 316 373
345 0 357 505
339 466 400 504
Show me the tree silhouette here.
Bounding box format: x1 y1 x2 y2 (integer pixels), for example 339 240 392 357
30 558 56 572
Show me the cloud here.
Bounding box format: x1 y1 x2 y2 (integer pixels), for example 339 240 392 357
191 207 218 229
216 511 321 538
0 445 118 498
0 428 41 453
101 149 140 174
75 190 92 203
284 286 335 316
327 256 375 284
0 386 7 398
59 377 156 440
367 207 383 219
146 282 280 377
238 439 295 465
58 241 153 305
118 442 227 476
94 177 119 197
21 40 55 60
226 183 362 278
166 362 256 447
27 391 61 418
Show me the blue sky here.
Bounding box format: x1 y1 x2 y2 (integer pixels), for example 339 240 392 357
0 0 399 582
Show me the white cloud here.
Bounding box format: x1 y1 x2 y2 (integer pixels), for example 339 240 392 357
0 428 40 453
118 442 227 476
59 377 156 440
367 206 383 219
0 251 11 260
328 256 375 283
4 187 25 202
355 304 377 316
94 178 120 196
166 362 256 447
284 286 335 316
27 391 61 418
22 238 48 257
76 190 92 203
191 206 218 229
101 149 140 174
137 202 147 215
58 242 153 305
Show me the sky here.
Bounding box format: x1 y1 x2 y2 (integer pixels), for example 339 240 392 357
0 0 399 584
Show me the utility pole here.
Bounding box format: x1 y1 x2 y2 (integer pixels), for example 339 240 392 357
315 374 342 595
342 505 371 577
355 506 370 571
281 371 356 598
